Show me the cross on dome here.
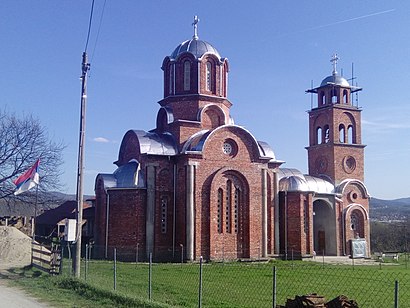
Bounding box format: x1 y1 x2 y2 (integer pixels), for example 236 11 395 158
331 53 339 75
192 15 199 40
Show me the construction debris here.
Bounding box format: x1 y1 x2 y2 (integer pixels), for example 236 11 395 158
277 293 359 308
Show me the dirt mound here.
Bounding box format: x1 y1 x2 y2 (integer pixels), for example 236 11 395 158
0 226 32 269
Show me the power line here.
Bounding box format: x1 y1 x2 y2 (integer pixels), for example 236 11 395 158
91 0 107 62
84 0 95 53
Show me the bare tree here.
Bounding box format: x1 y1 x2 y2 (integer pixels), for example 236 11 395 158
0 108 66 212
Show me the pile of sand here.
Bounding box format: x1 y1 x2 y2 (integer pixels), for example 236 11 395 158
0 226 32 269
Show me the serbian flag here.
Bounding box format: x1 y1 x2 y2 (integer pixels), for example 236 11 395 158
13 159 40 195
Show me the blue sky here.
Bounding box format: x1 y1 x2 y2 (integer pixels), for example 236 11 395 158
1 1 409 200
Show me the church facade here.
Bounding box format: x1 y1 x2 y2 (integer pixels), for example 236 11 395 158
94 21 370 261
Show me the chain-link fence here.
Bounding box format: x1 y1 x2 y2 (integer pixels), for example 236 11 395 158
59 244 410 307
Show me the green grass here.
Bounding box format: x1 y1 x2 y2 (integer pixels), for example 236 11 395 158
4 259 410 307
5 266 169 307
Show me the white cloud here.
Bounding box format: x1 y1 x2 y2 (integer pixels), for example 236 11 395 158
93 137 110 143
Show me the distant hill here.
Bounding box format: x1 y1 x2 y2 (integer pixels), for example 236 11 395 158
370 197 410 221
0 192 94 217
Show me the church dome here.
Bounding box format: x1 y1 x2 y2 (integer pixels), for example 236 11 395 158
170 38 221 60
320 73 350 87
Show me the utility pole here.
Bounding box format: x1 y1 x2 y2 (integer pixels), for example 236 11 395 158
73 51 90 278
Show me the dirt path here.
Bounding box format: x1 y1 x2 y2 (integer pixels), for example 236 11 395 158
0 226 51 307
0 278 50 308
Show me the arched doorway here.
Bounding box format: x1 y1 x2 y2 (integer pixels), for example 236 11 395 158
210 170 249 260
313 199 337 255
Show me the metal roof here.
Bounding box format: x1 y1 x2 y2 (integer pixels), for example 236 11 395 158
320 73 350 87
278 168 334 194
170 38 221 60
97 160 145 190
335 178 370 197
130 130 178 156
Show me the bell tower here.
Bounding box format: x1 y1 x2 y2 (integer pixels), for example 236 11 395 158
156 16 231 150
306 54 365 184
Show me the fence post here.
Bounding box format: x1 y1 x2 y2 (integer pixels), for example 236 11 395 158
149 252 152 300
180 244 184 266
40 245 43 267
291 249 294 268
198 256 203 308
322 250 325 269
272 266 277 308
394 280 399 308
59 246 63 275
136 243 139 264
88 244 91 273
85 244 88 281
114 248 117 291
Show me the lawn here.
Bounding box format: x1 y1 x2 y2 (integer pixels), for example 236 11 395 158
9 258 410 307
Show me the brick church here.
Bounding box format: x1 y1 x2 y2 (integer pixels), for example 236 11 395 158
94 18 370 261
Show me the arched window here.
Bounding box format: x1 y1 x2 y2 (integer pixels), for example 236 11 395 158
206 61 213 92
169 64 174 94
320 91 326 106
351 212 358 231
343 89 348 104
331 89 338 104
183 61 190 91
225 180 232 233
217 188 223 233
348 125 354 144
339 124 345 143
234 187 240 233
324 125 330 143
316 127 322 145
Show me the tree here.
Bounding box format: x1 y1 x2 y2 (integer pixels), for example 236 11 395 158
0 108 65 211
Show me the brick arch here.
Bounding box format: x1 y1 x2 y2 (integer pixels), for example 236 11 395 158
201 125 263 162
156 107 174 132
209 167 250 260
337 179 370 200
341 112 357 143
116 130 142 166
312 113 331 144
344 203 369 255
198 104 227 129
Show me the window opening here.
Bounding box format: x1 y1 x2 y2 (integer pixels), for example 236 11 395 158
348 125 354 144
234 187 239 233
206 62 212 91
217 188 223 233
339 124 345 143
304 200 309 234
343 89 348 104
320 91 326 105
169 65 173 94
351 212 359 231
225 180 232 233
161 197 168 234
324 125 330 143
332 89 338 103
184 61 190 91
316 127 322 145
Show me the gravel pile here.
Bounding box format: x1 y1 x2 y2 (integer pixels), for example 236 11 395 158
0 226 32 269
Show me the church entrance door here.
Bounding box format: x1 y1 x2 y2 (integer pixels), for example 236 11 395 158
313 199 337 255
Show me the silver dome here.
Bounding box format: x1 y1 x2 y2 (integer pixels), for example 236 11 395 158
320 74 350 87
170 39 221 60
